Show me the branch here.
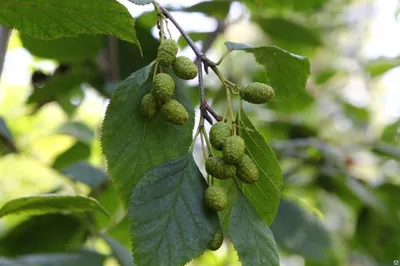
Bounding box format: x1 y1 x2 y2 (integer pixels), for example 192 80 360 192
0 26 11 79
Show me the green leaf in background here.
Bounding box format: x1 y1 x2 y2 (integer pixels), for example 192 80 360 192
17 250 105 266
366 56 400 77
101 63 195 208
52 142 91 170
271 199 332 262
229 190 279 266
181 1 231 19
129 155 219 266
254 17 321 54
58 122 94 145
244 0 326 12
102 234 135 266
0 194 110 218
225 41 310 99
178 32 208 49
0 214 87 256
372 142 400 162
60 162 108 188
0 0 140 46
128 0 153 5
239 111 283 225
380 120 399 144
0 117 17 155
20 34 104 62
0 258 24 266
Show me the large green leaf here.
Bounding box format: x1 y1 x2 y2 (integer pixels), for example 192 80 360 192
239 111 283 224
225 41 310 99
102 234 134 266
101 63 195 208
0 194 110 218
271 199 332 262
20 34 104 62
0 214 86 256
60 162 108 188
229 190 279 266
17 250 106 266
129 155 219 266
0 0 139 46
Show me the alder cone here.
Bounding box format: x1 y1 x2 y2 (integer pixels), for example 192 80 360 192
222 135 245 164
240 82 275 104
209 228 224 251
152 73 175 104
140 93 158 119
172 56 198 80
204 185 228 212
209 122 232 151
157 39 178 66
160 99 189 125
205 156 236 180
236 154 259 184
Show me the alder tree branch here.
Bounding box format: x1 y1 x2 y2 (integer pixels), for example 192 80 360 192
0 26 11 79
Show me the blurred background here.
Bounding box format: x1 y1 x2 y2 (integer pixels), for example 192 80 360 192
0 0 399 265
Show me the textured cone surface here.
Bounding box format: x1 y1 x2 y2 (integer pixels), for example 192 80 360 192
205 156 236 180
140 93 158 119
236 154 259 184
240 82 275 104
157 39 178 66
152 73 175 103
160 99 189 125
209 122 232 151
222 135 245 164
204 185 228 212
209 228 224 251
172 56 198 80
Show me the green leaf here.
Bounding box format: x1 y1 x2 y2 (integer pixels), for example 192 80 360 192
380 120 400 144
0 194 110 218
372 142 400 161
229 190 279 266
225 41 310 99
58 122 94 145
20 34 104 62
244 0 326 12
52 142 91 170
0 0 140 46
60 162 108 188
238 111 283 225
102 234 135 266
17 250 106 266
0 214 86 256
0 117 17 155
178 32 208 49
101 63 195 208
366 56 400 77
129 155 219 266
181 1 231 19
271 199 332 262
128 0 153 5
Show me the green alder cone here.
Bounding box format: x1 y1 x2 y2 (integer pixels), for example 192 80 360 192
160 99 189 125
209 227 224 251
152 73 175 104
236 154 259 184
172 56 198 80
209 122 232 151
205 156 236 180
204 185 228 212
140 93 158 119
222 135 245 164
157 39 178 66
240 82 275 104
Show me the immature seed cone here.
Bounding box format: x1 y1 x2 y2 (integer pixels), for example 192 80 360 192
222 135 245 164
157 39 178 66
240 82 275 104
204 185 228 212
160 99 189 125
172 56 198 80
152 73 175 104
236 154 259 184
205 156 236 180
209 122 232 151
209 228 224 251
140 93 158 119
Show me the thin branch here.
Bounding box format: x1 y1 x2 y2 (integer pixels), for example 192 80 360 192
0 26 11 79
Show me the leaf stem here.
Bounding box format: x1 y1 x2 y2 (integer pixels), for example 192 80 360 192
201 127 214 157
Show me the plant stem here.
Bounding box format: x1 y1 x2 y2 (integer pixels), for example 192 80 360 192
201 127 214 157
